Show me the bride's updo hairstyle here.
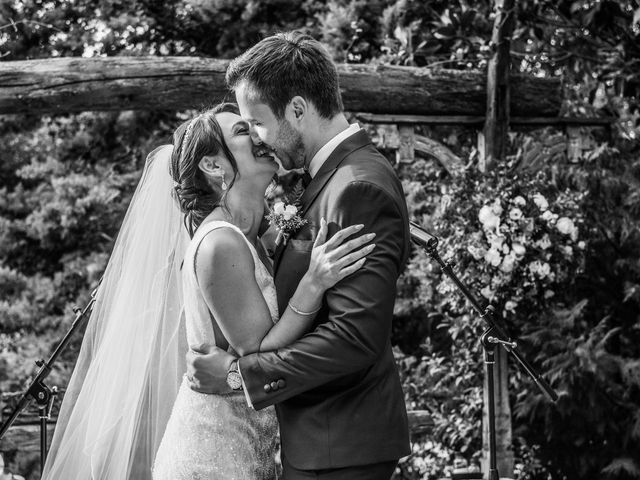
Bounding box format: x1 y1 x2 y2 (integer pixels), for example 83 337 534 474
171 103 240 237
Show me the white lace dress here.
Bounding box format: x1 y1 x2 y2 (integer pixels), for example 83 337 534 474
153 221 279 480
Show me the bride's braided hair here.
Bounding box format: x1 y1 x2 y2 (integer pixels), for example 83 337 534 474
171 103 240 237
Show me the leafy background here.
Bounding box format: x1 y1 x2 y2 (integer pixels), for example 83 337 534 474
1 1 639 479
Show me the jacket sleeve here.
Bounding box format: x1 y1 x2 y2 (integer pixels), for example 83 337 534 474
237 180 407 410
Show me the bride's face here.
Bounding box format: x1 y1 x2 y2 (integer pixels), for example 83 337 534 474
214 111 279 182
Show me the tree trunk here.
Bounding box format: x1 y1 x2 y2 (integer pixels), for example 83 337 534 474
481 0 516 171
0 56 561 116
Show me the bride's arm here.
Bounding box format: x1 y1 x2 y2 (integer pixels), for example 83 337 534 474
195 221 374 356
259 219 375 351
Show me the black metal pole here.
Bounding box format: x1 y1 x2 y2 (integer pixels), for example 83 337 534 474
409 221 558 480
40 411 47 473
482 330 500 480
0 281 99 473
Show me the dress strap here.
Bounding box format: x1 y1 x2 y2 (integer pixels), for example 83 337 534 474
188 220 257 280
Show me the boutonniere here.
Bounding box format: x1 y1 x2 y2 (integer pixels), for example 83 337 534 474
268 201 308 247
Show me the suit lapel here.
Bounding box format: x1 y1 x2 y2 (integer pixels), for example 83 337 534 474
299 129 371 216
273 239 286 272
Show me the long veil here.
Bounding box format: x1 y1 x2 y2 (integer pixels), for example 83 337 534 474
42 145 189 480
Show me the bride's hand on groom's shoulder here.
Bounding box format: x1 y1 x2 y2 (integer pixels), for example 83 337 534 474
186 344 237 394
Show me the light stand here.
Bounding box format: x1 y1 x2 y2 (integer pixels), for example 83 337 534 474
409 222 558 480
0 281 99 474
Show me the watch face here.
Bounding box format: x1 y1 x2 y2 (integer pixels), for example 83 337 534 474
227 371 243 390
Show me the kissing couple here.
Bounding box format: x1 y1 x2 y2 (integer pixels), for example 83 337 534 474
42 31 411 480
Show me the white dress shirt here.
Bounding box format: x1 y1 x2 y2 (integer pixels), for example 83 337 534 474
307 123 361 178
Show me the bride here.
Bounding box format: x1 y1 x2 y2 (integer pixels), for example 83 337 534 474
41 103 373 480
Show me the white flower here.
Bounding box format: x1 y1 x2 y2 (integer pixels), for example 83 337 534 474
491 199 503 216
533 193 549 211
535 235 552 250
509 207 523 221
467 245 486 260
512 243 526 256
529 260 551 279
544 289 555 299
500 253 517 273
556 217 578 240
513 196 526 207
283 204 298 220
540 210 558 223
505 300 517 312
489 235 506 250
480 285 495 300
273 202 285 215
484 248 502 267
478 205 500 230
562 246 573 257
577 241 586 250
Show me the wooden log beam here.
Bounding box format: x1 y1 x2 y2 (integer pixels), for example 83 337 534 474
354 113 615 127
0 56 561 116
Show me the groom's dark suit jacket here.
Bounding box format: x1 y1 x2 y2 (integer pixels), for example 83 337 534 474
238 129 411 470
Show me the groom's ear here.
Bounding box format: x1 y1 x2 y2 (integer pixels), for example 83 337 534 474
288 96 307 122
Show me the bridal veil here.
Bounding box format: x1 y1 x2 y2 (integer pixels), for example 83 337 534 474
42 145 189 480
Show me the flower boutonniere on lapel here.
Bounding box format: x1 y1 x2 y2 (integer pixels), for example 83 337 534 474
268 201 308 247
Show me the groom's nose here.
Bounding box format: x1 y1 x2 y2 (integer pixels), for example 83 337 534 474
249 127 262 145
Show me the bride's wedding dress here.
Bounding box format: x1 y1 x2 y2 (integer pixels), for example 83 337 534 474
153 220 279 480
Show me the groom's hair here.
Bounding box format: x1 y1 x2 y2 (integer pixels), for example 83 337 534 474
226 31 344 120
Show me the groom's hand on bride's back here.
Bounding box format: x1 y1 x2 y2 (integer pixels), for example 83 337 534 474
186 344 237 394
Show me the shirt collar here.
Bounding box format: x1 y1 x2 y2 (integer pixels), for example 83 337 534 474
307 123 361 178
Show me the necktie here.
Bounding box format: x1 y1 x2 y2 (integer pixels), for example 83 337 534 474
301 170 312 188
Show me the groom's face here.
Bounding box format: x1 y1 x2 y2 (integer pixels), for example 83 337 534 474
235 82 306 171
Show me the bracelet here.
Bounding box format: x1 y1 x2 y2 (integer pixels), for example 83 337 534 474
288 300 321 316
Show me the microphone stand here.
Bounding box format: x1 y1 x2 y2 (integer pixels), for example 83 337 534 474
409 222 558 480
0 280 100 474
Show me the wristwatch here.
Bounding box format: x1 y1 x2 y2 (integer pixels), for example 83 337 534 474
226 360 243 391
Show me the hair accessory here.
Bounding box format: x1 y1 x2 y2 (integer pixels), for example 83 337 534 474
181 115 201 162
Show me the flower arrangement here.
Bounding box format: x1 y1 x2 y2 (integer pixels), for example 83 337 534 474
267 201 308 246
396 153 591 479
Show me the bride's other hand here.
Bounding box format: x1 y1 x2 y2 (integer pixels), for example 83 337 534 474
305 218 376 292
186 344 237 394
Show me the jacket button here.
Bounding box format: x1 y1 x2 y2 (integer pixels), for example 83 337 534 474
264 384 271 392
277 379 286 389
270 381 278 390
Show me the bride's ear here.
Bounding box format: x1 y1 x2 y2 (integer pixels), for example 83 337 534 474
199 155 225 178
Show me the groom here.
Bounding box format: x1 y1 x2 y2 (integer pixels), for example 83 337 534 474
187 31 411 479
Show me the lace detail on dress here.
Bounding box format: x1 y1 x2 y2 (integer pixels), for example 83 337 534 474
153 221 279 480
